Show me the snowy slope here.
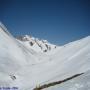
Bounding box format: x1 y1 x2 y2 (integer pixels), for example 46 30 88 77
0 22 39 87
0 22 90 90
15 36 90 90
45 70 90 90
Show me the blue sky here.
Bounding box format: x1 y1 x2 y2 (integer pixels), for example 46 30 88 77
0 0 90 45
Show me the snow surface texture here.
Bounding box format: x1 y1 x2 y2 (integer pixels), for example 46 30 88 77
0 22 90 90
44 70 90 90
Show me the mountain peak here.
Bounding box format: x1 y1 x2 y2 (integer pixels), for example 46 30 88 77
16 35 57 53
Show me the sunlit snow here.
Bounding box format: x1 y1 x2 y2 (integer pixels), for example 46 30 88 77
0 22 90 90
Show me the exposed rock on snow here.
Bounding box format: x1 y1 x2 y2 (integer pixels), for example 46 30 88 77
16 35 57 53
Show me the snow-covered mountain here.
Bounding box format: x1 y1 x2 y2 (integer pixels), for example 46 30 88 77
0 22 90 90
16 35 57 53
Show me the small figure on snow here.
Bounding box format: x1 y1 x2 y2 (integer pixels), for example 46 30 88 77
9 75 16 80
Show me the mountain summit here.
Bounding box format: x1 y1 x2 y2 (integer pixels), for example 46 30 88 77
16 35 57 53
